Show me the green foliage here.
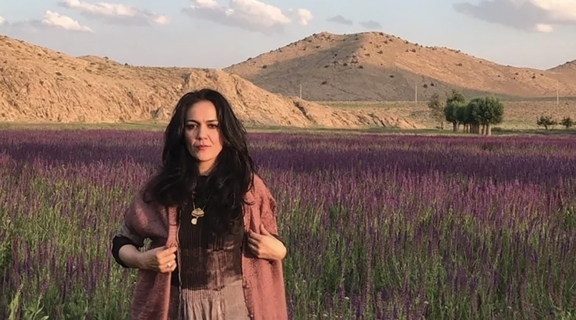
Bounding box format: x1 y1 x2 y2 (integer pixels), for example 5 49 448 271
443 90 468 131
443 102 458 124
0 215 13 276
537 115 558 130
427 93 445 128
560 117 574 129
441 90 505 135
477 95 504 125
446 89 466 106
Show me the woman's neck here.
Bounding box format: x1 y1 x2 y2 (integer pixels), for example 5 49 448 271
198 165 213 176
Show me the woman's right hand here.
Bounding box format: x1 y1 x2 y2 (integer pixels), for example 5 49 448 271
138 246 178 273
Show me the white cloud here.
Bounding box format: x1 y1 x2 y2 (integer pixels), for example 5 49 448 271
289 8 313 26
59 0 168 26
536 23 553 32
0 11 93 33
182 0 313 34
454 0 576 33
41 10 93 32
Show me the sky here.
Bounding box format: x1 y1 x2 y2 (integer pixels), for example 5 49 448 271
0 0 574 70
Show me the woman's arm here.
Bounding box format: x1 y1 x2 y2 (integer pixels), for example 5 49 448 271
112 235 177 272
112 235 143 268
247 177 287 261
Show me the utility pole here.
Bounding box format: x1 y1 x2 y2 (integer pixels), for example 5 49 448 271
300 84 302 99
557 79 559 105
415 82 418 103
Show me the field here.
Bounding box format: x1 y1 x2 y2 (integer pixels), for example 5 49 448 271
1 129 576 320
320 100 576 131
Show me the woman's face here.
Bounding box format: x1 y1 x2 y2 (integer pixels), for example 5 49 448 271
185 100 223 175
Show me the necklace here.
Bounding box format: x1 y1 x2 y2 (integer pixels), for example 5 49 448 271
191 200 205 225
190 186 212 225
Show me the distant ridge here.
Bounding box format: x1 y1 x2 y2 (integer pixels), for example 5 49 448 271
0 34 422 129
224 31 576 101
548 60 576 74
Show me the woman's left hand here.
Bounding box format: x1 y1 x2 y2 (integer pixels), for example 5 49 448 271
247 224 287 261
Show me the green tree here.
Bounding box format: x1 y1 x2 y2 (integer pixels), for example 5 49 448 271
537 115 557 130
443 89 466 131
427 93 445 130
560 117 574 129
457 102 472 133
476 96 504 136
446 89 466 106
444 103 458 131
465 97 484 134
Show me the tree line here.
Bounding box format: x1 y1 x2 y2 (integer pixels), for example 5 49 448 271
427 90 504 136
536 115 575 130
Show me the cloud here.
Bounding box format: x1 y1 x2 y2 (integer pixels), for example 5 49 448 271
326 15 353 25
59 0 168 26
360 20 382 29
0 11 93 33
182 0 313 34
289 8 313 26
453 0 576 33
38 10 93 32
536 23 553 32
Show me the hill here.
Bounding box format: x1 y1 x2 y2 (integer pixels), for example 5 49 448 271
224 31 576 101
549 60 576 74
0 35 421 129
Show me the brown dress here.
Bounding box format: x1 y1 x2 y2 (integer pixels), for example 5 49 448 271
168 176 250 320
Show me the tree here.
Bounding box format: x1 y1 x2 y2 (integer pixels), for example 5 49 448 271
444 102 458 131
457 102 473 133
446 89 466 106
476 96 504 136
443 89 466 131
560 117 574 129
466 98 483 134
427 93 445 130
537 115 557 130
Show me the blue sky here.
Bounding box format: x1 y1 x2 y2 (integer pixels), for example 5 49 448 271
0 0 574 70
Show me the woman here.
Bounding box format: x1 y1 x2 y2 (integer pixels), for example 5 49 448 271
111 88 288 320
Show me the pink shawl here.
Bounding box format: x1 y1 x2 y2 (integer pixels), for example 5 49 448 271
117 174 288 320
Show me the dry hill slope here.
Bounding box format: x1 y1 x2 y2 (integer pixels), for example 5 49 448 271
224 31 576 101
0 35 421 129
549 60 576 74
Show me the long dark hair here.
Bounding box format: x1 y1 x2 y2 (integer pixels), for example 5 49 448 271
143 88 255 235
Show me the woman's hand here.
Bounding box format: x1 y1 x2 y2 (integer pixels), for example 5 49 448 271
138 246 178 273
247 224 287 261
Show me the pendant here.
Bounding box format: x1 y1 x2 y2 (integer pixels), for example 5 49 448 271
191 207 205 225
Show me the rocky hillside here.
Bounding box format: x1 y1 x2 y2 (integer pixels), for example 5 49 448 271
0 35 421 129
224 31 576 101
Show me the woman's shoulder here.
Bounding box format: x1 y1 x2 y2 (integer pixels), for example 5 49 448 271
248 173 274 201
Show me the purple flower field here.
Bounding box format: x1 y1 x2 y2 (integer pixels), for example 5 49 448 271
1 129 575 319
